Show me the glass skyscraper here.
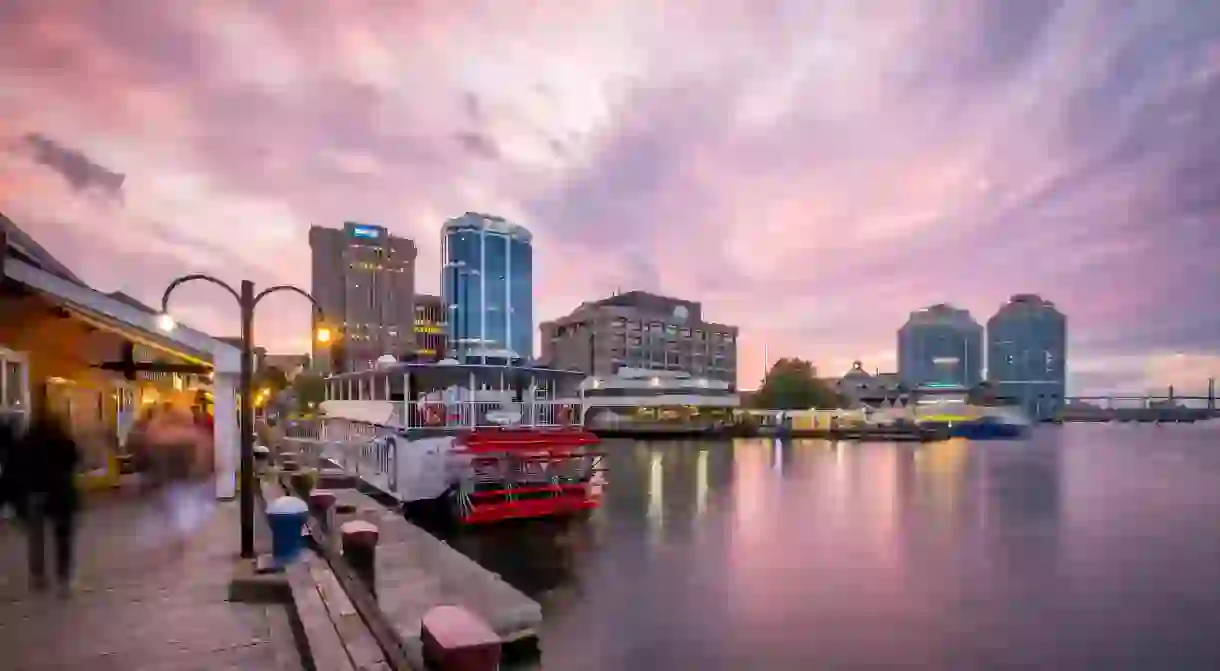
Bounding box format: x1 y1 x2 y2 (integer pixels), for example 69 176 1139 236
441 213 533 359
898 303 984 388
986 294 1067 421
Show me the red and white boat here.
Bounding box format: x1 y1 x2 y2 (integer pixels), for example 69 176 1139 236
449 426 604 524
299 352 605 525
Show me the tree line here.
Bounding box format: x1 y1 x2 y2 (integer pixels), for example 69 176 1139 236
748 357 1008 410
749 358 843 410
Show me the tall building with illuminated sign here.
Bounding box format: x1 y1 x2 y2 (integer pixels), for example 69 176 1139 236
441 213 533 359
309 222 416 372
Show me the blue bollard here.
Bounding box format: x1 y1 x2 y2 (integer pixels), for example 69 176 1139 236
266 496 309 567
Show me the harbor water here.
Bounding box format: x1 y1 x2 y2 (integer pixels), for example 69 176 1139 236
444 424 1220 669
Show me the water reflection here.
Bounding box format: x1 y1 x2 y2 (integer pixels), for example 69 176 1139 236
646 451 663 540
695 449 708 521
440 428 1220 669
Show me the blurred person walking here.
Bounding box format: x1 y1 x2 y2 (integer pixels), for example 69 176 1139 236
190 404 214 476
125 404 162 493
144 404 212 554
10 404 80 597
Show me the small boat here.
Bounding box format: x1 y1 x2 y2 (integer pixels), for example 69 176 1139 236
305 350 606 525
915 407 1031 439
911 384 1030 439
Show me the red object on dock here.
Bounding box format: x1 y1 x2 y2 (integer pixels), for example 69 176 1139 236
457 425 601 450
451 426 604 525
421 605 502 671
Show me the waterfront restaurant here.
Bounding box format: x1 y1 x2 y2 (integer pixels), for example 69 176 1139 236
1 215 242 498
576 367 741 431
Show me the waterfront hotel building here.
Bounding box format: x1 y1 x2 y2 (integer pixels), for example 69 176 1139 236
441 213 534 360
309 222 417 372
897 303 984 388
986 294 1067 421
540 290 739 384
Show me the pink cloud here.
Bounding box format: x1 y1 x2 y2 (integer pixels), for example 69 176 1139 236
1 0 1218 393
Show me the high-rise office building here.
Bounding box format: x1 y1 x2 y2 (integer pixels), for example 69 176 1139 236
986 294 1067 421
310 222 416 372
441 213 533 359
898 303 983 388
413 293 447 361
540 291 739 384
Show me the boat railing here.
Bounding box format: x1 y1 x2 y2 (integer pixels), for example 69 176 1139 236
274 401 589 499
401 399 584 430
278 416 403 493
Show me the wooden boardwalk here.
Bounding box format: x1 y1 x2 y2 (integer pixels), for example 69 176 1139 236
0 489 301 670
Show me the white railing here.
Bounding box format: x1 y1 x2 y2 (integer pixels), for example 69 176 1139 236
402 400 583 430
279 417 403 493
281 419 322 440
275 401 587 501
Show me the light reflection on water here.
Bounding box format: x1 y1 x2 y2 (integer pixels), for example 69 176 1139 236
443 425 1220 670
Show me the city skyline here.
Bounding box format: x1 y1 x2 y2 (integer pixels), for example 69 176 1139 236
1 2 1219 394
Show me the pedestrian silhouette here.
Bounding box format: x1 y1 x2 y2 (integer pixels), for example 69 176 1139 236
10 405 80 597
0 412 23 518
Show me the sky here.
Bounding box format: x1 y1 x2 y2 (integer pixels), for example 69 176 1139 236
1 0 1218 395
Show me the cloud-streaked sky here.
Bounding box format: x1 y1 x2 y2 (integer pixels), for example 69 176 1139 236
2 1 1218 394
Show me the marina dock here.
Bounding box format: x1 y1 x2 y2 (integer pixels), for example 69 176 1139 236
323 486 543 654
265 440 545 667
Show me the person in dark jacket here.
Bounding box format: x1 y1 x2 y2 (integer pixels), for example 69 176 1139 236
11 406 80 595
0 413 22 517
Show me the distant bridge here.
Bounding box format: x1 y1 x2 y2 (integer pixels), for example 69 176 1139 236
1066 379 1216 410
1061 379 1216 422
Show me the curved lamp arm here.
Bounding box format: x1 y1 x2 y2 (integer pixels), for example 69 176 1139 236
252 284 323 316
160 274 240 313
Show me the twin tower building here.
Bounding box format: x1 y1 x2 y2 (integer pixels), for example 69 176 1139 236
898 295 1067 419
309 214 533 372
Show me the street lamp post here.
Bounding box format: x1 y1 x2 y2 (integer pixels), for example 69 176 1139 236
159 274 327 559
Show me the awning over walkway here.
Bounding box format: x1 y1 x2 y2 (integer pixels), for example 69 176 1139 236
3 228 242 499
3 255 240 372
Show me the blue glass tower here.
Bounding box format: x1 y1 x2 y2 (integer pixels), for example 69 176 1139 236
441 213 533 360
987 294 1067 421
898 303 984 388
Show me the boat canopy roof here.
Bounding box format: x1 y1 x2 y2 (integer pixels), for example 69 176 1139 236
325 361 587 395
